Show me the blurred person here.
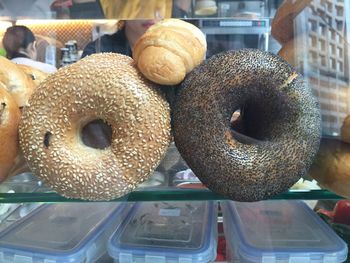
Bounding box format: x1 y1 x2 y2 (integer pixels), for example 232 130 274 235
81 0 187 58
0 0 54 19
2 25 57 74
81 19 160 58
99 0 172 20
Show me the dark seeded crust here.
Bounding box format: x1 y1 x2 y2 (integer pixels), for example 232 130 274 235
173 49 321 201
19 53 171 201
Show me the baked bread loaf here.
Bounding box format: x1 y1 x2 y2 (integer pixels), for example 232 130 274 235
309 138 350 199
271 0 311 44
0 57 35 107
133 19 207 85
307 116 350 198
0 86 21 182
17 64 49 88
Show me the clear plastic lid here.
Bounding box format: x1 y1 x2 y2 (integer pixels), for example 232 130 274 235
223 200 348 263
0 202 127 262
108 201 217 263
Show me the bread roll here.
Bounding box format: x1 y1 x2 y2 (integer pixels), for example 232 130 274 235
0 86 21 182
308 115 350 198
17 64 49 88
0 57 35 107
133 19 207 85
309 138 350 199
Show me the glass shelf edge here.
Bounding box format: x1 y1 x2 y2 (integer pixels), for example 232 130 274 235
0 189 343 203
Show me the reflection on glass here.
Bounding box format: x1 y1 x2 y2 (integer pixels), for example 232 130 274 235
0 0 274 20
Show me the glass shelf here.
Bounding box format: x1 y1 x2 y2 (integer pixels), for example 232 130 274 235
0 186 343 204
0 146 345 203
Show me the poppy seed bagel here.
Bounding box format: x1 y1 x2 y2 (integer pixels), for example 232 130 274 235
173 49 321 201
19 53 171 201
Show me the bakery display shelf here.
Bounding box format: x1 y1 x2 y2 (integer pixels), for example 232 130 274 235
0 188 343 204
0 2 346 205
0 167 343 203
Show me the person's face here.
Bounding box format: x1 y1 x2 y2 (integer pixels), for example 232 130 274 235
27 41 37 60
125 19 160 38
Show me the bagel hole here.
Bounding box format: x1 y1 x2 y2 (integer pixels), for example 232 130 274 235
229 104 273 144
230 108 259 145
230 95 291 144
81 119 112 149
44 132 52 148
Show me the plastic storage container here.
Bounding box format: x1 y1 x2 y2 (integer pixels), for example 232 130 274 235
108 201 217 263
0 203 42 233
0 202 129 263
222 200 348 263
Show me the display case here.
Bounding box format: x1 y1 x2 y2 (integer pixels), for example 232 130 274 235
0 0 348 203
0 0 349 261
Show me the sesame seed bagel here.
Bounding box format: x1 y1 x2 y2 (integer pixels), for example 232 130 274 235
0 86 20 182
173 49 321 202
19 53 171 201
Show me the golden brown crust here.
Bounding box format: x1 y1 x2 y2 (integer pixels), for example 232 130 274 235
137 46 186 85
309 138 350 198
0 86 21 182
135 30 195 71
271 0 311 44
145 19 207 65
0 57 35 107
133 18 207 85
19 53 171 201
17 64 49 88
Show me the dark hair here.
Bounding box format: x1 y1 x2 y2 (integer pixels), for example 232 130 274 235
2 25 35 59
